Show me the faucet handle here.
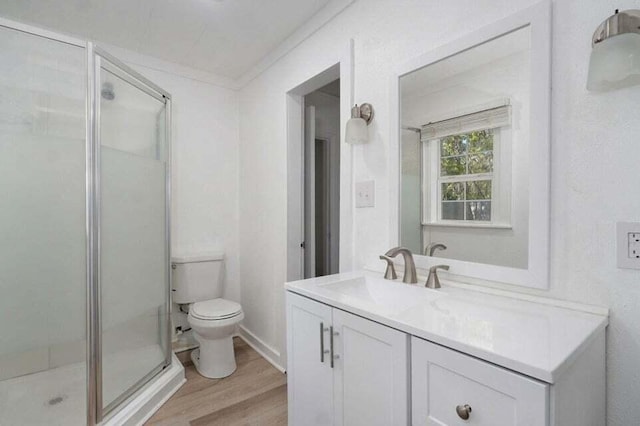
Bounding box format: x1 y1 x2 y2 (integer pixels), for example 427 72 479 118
429 264 450 273
379 255 397 280
424 243 447 257
425 264 449 289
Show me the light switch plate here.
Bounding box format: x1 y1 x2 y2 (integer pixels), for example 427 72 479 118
356 180 375 208
617 222 640 270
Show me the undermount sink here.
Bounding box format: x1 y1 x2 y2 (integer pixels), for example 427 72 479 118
318 275 444 315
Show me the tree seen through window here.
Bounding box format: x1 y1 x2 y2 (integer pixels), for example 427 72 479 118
439 129 494 221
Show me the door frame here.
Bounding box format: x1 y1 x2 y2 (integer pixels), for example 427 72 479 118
286 39 355 282
315 136 334 276
303 106 316 278
310 136 335 277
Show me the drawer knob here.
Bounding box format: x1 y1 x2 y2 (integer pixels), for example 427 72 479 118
456 404 472 420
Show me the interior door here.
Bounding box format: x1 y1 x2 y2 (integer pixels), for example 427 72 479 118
332 309 409 426
304 106 316 278
286 292 333 425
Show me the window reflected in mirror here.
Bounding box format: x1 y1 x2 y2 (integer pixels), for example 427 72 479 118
400 26 531 269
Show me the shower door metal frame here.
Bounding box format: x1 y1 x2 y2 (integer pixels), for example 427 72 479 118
88 44 173 424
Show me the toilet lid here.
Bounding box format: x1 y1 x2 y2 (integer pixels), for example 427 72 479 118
191 298 242 320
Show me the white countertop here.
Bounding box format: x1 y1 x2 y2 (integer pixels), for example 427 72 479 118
285 271 608 384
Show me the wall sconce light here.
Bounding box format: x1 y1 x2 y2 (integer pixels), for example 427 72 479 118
587 9 640 91
345 103 374 144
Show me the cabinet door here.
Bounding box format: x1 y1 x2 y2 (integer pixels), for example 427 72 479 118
286 292 334 425
412 337 548 426
332 309 409 426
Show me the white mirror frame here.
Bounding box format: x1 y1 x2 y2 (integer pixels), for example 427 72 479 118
389 0 551 290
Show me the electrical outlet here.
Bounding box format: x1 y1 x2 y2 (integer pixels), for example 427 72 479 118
617 222 640 269
629 233 640 259
356 180 375 208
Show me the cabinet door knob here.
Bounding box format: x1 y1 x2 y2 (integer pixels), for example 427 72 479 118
456 404 472 420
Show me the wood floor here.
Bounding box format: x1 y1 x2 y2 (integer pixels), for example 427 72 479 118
146 337 287 426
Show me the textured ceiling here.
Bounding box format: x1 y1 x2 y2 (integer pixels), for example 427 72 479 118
0 0 331 79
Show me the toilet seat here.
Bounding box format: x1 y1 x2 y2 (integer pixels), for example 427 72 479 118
190 298 242 321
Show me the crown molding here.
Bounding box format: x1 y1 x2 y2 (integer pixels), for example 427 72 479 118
235 0 355 89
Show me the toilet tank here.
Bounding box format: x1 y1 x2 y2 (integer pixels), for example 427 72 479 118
171 252 224 304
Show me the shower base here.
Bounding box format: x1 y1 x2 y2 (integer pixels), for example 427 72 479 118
0 345 185 425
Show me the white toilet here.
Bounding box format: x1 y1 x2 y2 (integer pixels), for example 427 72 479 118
171 253 244 379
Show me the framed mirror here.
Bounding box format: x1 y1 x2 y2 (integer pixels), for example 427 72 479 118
390 1 551 289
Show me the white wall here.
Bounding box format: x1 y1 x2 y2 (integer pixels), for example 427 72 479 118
238 1 640 424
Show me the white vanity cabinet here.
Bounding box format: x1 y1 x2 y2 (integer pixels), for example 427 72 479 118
411 333 606 426
412 337 548 425
286 292 409 426
285 272 607 426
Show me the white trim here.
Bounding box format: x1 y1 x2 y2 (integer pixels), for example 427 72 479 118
96 42 239 90
238 326 286 373
390 0 552 290
236 0 355 88
287 93 306 281
339 39 355 272
0 2 356 92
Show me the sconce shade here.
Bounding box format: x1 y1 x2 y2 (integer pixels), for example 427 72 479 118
587 33 640 91
587 10 640 91
345 103 373 144
346 116 368 144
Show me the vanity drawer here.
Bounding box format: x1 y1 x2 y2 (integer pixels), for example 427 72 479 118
412 337 548 426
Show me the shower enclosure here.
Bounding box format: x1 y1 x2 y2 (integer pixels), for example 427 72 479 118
0 18 179 425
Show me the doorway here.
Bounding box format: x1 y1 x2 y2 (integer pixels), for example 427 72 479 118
304 80 341 278
286 53 354 284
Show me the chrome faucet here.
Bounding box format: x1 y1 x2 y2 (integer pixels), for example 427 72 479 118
424 242 447 257
425 264 449 289
383 247 417 284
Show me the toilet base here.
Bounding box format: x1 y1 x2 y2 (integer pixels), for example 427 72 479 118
190 336 237 379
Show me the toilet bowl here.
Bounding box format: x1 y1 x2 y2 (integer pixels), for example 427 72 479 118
171 252 243 380
187 298 244 379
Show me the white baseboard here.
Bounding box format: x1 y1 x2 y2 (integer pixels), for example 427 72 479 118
237 325 285 373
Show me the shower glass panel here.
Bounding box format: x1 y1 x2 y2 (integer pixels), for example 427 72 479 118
0 25 87 425
96 56 170 413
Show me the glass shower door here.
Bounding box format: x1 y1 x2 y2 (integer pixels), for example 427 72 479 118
0 23 87 426
94 51 171 415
